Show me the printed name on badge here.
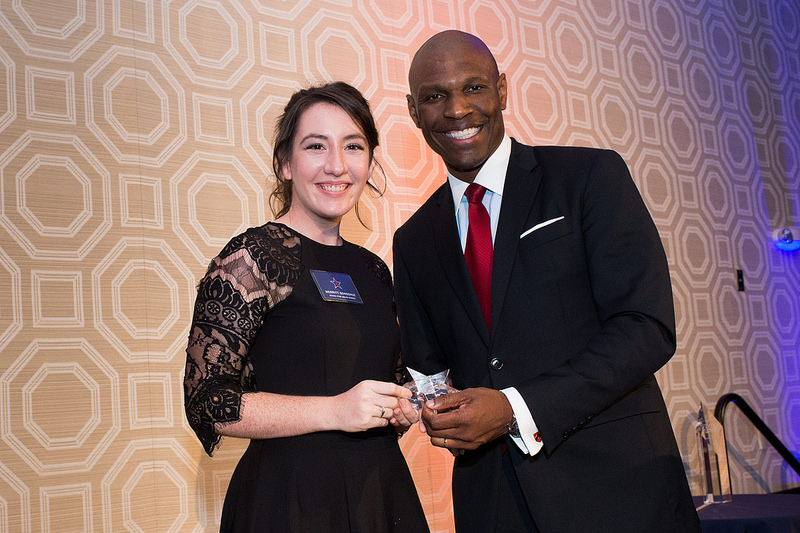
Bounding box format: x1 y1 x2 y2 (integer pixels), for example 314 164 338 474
310 270 363 304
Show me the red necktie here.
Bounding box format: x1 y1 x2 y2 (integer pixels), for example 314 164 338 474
464 183 493 330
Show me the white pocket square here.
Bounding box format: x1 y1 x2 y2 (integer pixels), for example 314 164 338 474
520 216 565 239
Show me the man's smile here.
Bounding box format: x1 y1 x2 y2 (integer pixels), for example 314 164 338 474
444 126 481 140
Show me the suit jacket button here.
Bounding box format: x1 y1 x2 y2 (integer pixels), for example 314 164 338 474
490 358 504 370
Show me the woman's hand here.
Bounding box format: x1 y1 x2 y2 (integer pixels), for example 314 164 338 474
391 397 419 429
331 380 412 432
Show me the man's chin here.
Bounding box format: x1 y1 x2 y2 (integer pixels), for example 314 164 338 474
436 148 489 172
444 161 485 182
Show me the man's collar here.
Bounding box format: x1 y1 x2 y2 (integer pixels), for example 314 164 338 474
448 135 512 206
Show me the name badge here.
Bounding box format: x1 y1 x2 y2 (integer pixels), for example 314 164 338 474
310 270 363 304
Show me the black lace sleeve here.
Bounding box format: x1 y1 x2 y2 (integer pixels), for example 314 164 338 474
356 245 393 289
393 352 411 386
183 224 301 455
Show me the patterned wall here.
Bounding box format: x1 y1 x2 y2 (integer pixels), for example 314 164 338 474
1 0 798 531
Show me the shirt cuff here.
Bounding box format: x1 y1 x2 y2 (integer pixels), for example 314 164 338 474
500 387 543 456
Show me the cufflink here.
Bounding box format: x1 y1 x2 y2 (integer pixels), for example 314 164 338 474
507 416 521 438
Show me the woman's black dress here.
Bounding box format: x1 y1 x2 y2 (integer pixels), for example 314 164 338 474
184 222 428 532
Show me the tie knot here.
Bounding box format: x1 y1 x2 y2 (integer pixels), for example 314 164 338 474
465 183 487 204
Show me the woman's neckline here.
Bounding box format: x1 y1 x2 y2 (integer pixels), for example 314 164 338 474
270 221 347 248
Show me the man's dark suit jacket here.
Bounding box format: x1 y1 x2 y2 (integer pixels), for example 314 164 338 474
393 140 700 532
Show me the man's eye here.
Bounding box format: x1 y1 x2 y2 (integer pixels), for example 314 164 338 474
424 94 443 102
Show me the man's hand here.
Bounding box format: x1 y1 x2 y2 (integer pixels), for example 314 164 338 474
420 387 514 450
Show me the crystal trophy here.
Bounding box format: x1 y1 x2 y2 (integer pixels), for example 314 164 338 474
696 403 732 504
406 368 452 409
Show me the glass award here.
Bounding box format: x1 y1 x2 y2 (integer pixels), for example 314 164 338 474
406 368 452 409
696 403 732 504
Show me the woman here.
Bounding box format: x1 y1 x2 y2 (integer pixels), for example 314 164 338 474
183 82 428 532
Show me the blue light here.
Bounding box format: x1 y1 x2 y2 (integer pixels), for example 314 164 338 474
774 228 800 252
775 239 800 252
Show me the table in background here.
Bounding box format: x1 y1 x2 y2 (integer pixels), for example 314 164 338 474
693 494 800 532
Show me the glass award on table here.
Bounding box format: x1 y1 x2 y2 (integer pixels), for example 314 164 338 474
695 403 732 504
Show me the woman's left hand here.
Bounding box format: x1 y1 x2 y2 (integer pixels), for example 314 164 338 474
390 397 419 428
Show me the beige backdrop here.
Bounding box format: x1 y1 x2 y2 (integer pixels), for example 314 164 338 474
1 0 799 531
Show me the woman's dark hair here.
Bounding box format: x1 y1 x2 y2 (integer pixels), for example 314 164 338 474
270 81 385 226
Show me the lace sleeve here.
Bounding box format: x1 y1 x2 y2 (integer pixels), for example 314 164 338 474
183 225 301 455
393 351 411 386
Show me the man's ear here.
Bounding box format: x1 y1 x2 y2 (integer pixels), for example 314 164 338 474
497 73 508 111
406 94 421 128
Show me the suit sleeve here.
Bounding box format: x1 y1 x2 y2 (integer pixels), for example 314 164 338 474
515 149 676 452
392 230 448 376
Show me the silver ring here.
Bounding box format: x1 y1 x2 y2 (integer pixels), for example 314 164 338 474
443 438 448 447
379 406 385 418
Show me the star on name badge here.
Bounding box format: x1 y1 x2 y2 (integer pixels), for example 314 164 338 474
310 270 363 304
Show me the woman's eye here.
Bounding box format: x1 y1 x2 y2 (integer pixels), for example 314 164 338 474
304 143 324 150
347 143 365 151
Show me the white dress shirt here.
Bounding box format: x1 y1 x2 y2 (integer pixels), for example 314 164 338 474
447 135 544 456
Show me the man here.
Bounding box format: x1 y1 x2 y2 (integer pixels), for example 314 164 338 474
393 30 700 532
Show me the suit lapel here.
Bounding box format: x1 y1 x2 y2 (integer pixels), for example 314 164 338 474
432 183 492 344
491 142 542 332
